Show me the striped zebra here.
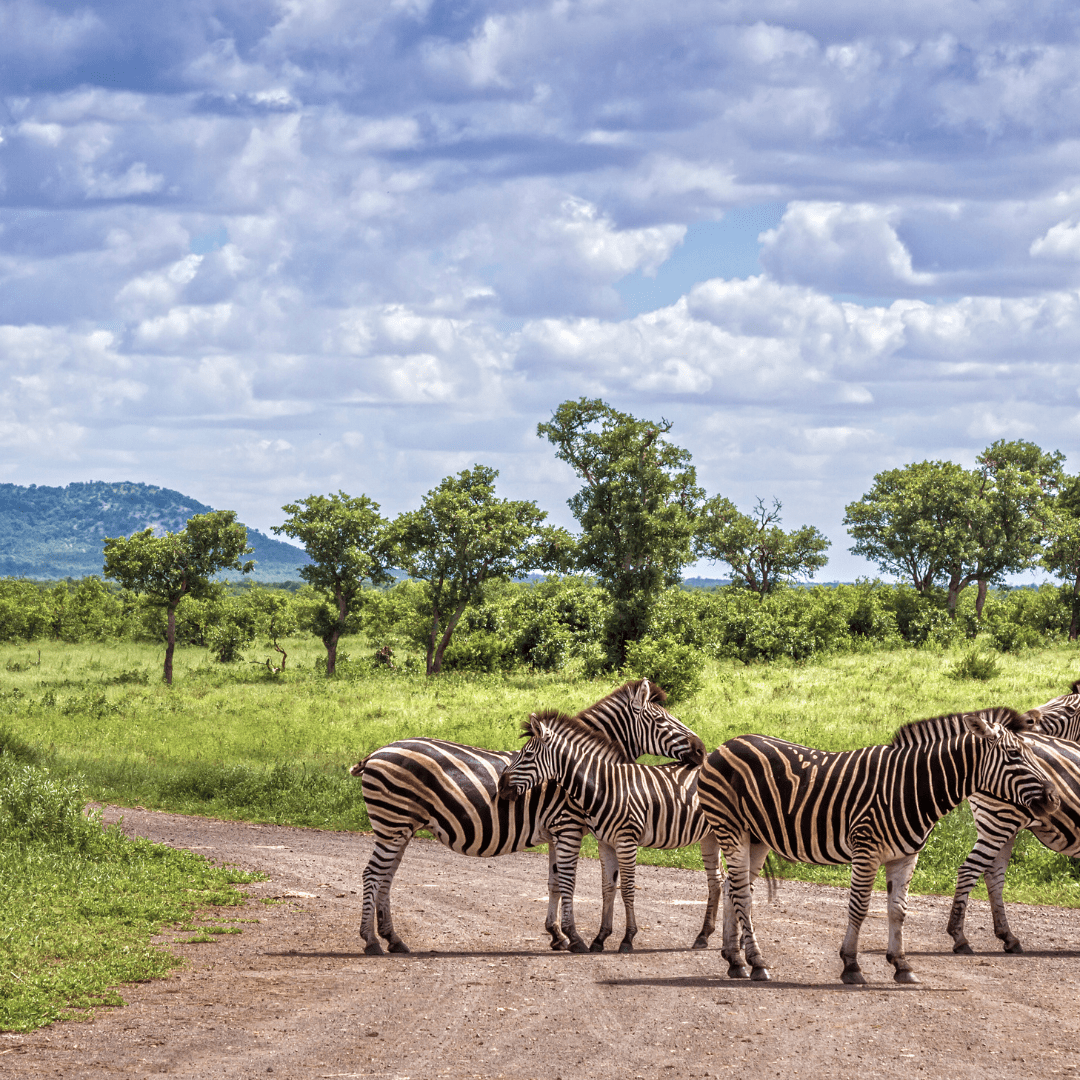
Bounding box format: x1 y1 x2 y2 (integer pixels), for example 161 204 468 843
349 679 705 955
696 708 1060 985
1030 680 1080 739
942 686 1080 954
497 711 720 954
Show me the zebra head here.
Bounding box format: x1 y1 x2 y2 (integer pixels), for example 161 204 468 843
1026 681 1080 741
497 715 561 802
965 712 1061 823
579 679 705 766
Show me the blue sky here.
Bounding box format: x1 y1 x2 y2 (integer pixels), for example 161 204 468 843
2 1 1079 582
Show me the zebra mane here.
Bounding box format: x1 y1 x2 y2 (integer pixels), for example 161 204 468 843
580 679 668 716
1073 680 1080 696
520 709 621 756
890 706 1032 747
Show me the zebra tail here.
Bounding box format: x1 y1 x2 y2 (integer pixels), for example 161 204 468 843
762 852 780 902
348 757 368 778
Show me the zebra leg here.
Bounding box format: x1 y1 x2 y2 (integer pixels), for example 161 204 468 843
615 836 639 953
883 853 920 984
590 839 621 952
545 846 572 951
984 835 1023 953
551 828 590 953
946 836 1004 954
721 837 769 980
839 851 880 985
692 832 722 949
361 833 411 955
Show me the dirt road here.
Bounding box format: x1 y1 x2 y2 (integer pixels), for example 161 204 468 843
2 807 1080 1079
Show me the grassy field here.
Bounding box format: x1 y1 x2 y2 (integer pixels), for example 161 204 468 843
2 637 1080 906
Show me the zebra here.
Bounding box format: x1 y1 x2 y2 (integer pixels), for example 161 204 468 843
696 708 1061 985
941 689 1080 953
348 679 705 955
1030 680 1080 739
497 711 721 954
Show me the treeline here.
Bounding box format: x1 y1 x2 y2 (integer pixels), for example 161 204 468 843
1 575 1073 694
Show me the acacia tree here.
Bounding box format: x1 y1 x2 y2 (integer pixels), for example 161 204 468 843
694 497 830 595
538 398 702 669
273 493 397 676
102 510 254 684
394 465 572 675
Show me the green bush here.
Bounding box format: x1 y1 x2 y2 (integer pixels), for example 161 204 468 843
622 637 705 704
947 647 1001 681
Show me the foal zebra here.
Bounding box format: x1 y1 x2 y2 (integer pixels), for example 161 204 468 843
941 684 1080 954
697 709 1060 984
498 711 720 954
349 679 705 955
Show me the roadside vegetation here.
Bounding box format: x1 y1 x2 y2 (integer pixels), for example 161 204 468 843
0 725 258 1033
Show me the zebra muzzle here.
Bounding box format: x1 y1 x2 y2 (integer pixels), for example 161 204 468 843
497 773 524 801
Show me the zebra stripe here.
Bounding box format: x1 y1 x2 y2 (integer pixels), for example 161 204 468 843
697 709 1060 985
349 679 705 955
498 712 719 954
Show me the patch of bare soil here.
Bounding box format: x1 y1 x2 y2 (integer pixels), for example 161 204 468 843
3 808 1080 1079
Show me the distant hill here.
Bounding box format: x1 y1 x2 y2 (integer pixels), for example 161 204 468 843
0 481 310 582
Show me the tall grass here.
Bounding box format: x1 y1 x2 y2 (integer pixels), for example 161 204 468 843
2 638 1079 906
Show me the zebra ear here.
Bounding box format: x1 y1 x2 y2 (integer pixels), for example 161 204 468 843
1024 708 1044 732
963 712 1001 740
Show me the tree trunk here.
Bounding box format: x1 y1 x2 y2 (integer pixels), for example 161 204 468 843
946 574 962 616
164 602 177 685
425 606 442 676
324 628 341 676
975 579 989 620
429 601 468 675
1071 570 1080 642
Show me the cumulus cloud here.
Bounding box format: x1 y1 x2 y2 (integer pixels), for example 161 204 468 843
2 0 1080 577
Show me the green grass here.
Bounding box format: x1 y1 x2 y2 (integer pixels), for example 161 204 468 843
2 638 1080 911
0 743 259 1033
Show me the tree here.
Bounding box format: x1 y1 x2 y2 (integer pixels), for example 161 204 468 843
273 493 396 676
394 465 572 675
694 497 830 595
538 398 702 668
102 511 254 684
844 460 982 606
964 440 1064 617
1043 474 1080 640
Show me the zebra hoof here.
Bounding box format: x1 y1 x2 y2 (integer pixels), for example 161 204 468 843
691 935 709 950
618 941 634 954
750 966 771 982
569 940 590 954
388 940 411 954
364 942 385 956
952 942 974 955
894 969 919 985
1003 940 1024 954
727 963 750 979
840 968 867 985
589 940 606 953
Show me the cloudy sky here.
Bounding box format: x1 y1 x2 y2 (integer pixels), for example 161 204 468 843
3 0 1079 580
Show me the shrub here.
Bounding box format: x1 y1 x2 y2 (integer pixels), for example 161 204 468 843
948 647 1001 681
622 637 705 704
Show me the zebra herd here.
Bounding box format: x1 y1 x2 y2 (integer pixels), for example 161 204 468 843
349 677 1080 985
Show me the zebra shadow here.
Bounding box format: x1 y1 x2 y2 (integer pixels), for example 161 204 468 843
903 947 1080 959
264 947 567 959
596 976 958 992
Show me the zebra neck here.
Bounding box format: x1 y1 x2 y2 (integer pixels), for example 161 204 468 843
550 745 602 811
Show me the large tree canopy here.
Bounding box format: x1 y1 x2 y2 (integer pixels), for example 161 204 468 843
695 497 830 596
273 492 397 676
844 441 1062 614
102 510 253 684
394 465 572 675
1043 472 1080 640
538 397 702 667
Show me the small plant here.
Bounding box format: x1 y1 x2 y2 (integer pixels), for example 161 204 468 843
948 646 1001 681
622 637 705 704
